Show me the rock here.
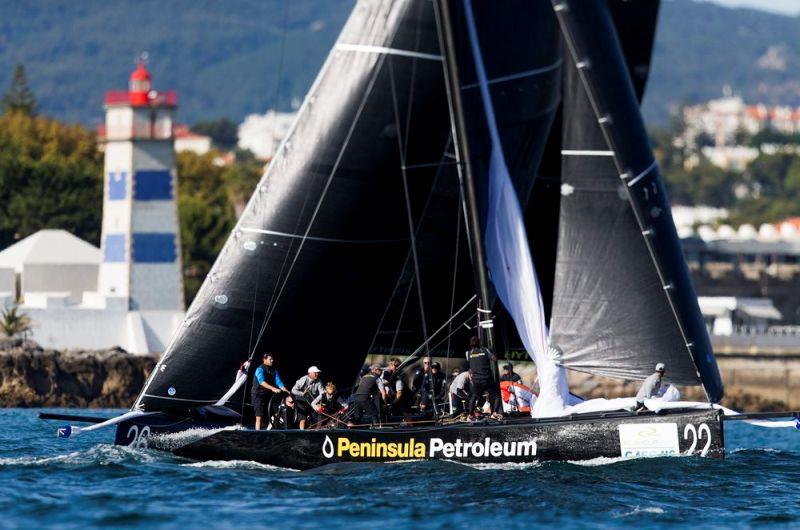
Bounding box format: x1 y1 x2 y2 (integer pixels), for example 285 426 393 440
0 339 158 408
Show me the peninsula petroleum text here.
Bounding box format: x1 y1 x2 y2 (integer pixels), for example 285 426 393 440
325 436 537 459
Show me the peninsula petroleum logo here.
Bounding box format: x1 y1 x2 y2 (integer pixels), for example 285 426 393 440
321 435 537 459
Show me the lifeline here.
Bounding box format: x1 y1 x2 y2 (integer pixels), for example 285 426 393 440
335 437 537 459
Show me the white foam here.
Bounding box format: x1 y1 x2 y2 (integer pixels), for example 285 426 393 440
181 459 296 472
150 426 232 450
566 456 628 466
617 506 666 517
440 459 542 470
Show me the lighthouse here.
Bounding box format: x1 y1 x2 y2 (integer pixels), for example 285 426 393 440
98 60 184 312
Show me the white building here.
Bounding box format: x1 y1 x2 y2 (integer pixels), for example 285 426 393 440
0 63 185 354
698 297 782 336
173 124 212 155
237 109 296 160
0 230 101 304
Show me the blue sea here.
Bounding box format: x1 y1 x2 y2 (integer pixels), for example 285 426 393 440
1 409 798 529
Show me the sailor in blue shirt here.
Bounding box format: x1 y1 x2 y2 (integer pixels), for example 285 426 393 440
251 352 289 430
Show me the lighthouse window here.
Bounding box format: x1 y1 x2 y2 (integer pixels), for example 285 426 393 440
130 79 150 92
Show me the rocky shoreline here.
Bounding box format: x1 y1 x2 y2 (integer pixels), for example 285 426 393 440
0 338 157 408
0 341 791 411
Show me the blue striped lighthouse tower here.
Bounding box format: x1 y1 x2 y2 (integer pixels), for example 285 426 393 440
98 60 184 312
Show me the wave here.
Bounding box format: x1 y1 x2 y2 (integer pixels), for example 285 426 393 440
181 459 297 472
616 506 666 518
0 444 165 467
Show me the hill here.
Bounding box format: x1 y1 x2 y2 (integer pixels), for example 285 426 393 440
0 0 352 125
0 0 798 126
644 0 800 122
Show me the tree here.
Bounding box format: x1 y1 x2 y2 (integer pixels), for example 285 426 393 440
176 151 237 302
1 63 37 116
0 306 32 339
0 112 102 248
191 118 238 150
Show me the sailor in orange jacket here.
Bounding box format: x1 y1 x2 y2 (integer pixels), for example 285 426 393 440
499 380 536 413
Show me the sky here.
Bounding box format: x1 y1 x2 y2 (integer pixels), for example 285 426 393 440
704 0 800 15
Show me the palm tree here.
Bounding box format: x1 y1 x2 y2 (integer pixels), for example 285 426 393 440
0 306 32 339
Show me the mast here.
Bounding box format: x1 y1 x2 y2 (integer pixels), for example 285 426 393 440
433 0 495 351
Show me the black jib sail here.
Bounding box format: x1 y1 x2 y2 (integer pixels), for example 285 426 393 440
547 0 723 401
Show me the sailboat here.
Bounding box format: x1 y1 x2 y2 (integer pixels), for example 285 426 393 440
46 0 798 469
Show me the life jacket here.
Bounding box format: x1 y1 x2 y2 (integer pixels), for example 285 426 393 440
251 365 277 397
467 347 492 380
355 374 378 396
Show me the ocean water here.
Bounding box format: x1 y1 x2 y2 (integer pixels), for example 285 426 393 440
1 409 798 529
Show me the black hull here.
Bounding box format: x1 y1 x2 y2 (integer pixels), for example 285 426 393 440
116 409 724 470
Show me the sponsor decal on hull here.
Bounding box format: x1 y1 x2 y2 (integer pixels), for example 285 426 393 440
322 435 537 460
618 423 680 458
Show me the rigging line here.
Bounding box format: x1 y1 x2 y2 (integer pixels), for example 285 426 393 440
402 0 424 163
552 3 708 395
394 295 478 373
269 0 291 150
335 43 442 62
389 275 415 357
389 56 431 354
239 227 407 245
460 59 563 89
446 192 463 359
253 47 392 347
364 135 453 356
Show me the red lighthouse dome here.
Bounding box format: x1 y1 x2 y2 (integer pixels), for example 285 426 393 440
129 62 152 106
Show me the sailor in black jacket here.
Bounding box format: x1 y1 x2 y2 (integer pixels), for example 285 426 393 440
350 364 386 425
466 336 502 419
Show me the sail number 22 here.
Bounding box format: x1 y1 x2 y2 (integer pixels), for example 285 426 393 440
683 423 712 456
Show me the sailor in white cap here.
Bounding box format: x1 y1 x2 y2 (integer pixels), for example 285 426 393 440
635 363 666 411
292 366 325 419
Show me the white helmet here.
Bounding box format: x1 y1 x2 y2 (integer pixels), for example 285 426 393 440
655 363 665 373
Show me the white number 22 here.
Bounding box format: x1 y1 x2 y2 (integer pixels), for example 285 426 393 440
684 423 712 456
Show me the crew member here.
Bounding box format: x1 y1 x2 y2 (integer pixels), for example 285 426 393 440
292 366 324 418
251 352 289 430
382 358 408 416
410 357 431 405
466 336 502 420
419 361 446 414
500 363 522 383
275 394 305 429
449 369 472 415
312 382 348 427
351 364 386 426
635 363 665 411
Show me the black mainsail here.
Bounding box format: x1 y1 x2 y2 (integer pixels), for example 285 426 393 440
136 0 464 411
548 0 723 400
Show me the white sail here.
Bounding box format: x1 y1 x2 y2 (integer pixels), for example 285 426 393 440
462 0 569 417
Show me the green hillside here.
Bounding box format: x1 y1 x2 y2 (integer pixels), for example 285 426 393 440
0 0 352 125
645 0 800 122
0 0 798 125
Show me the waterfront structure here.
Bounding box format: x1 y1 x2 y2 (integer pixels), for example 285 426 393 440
99 61 184 312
